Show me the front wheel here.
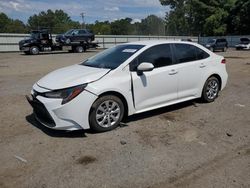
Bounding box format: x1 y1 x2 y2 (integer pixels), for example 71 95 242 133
201 77 220 103
29 46 39 55
89 95 124 132
65 38 71 44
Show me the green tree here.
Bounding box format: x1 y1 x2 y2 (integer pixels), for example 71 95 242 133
6 19 27 33
27 9 81 33
160 0 236 36
160 0 189 35
110 18 133 35
87 21 111 35
0 13 11 33
228 0 250 34
138 15 165 35
0 12 27 33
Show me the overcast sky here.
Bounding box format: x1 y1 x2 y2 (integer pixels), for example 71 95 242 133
0 0 169 23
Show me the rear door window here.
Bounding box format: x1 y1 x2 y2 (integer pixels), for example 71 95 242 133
174 44 209 63
174 44 197 63
79 30 87 34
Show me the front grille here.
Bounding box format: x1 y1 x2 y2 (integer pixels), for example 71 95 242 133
30 96 56 127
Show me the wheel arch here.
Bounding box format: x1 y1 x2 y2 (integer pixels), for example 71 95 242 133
98 91 129 118
207 74 222 90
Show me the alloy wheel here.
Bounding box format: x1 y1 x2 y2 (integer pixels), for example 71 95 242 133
95 100 121 128
206 80 219 100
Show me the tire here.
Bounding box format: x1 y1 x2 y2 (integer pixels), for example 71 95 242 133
75 46 84 53
201 76 220 103
222 47 227 52
209 47 214 52
89 95 124 132
29 46 39 55
24 51 30 55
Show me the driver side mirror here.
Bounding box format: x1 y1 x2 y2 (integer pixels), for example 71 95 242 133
137 62 154 75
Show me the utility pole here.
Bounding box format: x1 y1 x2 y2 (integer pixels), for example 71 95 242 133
80 12 85 29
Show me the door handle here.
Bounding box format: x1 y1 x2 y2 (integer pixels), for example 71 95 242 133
169 69 178 75
200 63 206 68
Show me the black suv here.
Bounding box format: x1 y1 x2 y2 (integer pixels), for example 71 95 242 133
56 29 95 44
205 38 228 52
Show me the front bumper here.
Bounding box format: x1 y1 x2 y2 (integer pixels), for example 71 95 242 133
19 46 30 51
26 84 98 131
236 45 250 50
26 95 56 127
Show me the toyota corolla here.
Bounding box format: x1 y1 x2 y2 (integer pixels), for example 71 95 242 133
27 41 228 132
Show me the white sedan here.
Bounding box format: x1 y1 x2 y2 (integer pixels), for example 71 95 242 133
27 40 228 132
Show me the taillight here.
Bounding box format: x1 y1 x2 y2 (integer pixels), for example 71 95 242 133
221 59 226 64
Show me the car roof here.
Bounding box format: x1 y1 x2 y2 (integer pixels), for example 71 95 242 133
209 38 226 40
240 38 250 41
124 40 194 47
74 29 88 31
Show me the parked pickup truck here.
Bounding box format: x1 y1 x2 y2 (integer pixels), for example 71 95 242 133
19 29 98 55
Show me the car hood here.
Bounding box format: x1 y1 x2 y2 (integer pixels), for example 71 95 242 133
37 64 110 90
56 34 64 38
19 38 37 45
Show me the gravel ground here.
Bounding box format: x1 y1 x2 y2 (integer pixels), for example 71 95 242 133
0 49 249 188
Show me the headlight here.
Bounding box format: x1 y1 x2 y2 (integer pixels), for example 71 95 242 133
44 84 87 104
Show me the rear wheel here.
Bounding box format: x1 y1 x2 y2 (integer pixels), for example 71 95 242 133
89 95 124 132
223 47 227 52
75 46 84 53
201 77 220 103
29 46 39 55
209 47 214 52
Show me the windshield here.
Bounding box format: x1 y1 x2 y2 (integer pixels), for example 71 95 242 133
240 38 250 44
65 29 74 35
208 39 216 44
81 44 144 69
30 32 40 39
